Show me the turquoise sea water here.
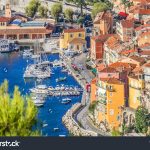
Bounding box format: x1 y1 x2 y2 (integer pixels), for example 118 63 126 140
0 52 82 136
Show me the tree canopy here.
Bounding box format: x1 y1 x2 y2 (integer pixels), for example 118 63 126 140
25 0 41 17
51 3 63 21
38 5 48 18
92 2 111 18
0 80 40 136
135 106 150 134
64 8 74 21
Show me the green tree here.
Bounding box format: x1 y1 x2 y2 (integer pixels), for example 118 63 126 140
0 80 40 136
64 8 74 22
92 2 110 18
135 106 150 134
25 0 41 17
66 0 86 16
38 5 48 18
51 3 62 22
121 0 133 13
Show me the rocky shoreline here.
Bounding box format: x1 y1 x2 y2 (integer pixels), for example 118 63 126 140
62 103 98 136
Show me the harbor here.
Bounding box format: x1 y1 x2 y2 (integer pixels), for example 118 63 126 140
0 52 83 136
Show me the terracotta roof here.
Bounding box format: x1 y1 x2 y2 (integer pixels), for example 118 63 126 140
0 17 11 22
109 62 137 71
100 78 124 85
0 28 52 34
132 0 150 3
64 28 85 33
96 64 106 72
100 67 117 73
120 48 137 55
120 20 134 28
135 24 150 31
91 34 112 43
138 9 150 15
144 62 150 67
139 50 150 55
69 38 86 44
129 55 146 63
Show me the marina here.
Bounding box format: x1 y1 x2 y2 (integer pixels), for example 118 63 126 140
0 52 83 136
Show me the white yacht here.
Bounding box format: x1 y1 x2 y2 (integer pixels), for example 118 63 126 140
30 85 49 94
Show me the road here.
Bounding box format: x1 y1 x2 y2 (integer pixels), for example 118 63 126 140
9 0 92 14
63 53 110 136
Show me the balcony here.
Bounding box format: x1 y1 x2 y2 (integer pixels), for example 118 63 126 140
106 86 115 92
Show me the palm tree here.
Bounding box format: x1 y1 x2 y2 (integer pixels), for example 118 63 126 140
0 80 40 136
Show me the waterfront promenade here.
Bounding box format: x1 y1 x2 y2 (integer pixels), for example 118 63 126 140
61 52 110 136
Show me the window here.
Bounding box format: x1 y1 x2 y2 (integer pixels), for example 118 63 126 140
70 34 73 38
117 115 120 121
110 93 113 96
79 33 82 37
108 100 112 104
109 109 114 115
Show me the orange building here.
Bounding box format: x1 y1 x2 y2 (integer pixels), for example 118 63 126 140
90 34 111 61
97 78 125 130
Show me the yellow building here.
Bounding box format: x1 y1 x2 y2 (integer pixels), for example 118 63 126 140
59 28 86 50
128 75 145 109
97 78 125 130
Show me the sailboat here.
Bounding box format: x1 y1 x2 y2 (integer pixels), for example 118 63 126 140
23 40 51 79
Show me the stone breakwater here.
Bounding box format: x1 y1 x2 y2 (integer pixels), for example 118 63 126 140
62 103 98 136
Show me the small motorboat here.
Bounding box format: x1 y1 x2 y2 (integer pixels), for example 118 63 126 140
56 77 67 82
53 128 59 132
43 123 48 128
61 98 71 104
59 135 66 137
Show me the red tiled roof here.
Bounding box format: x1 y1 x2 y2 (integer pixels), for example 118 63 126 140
129 55 146 63
100 67 117 73
0 17 11 22
120 48 137 55
135 24 150 31
0 28 52 34
109 62 137 72
139 50 150 55
138 9 150 15
64 28 85 33
91 34 112 43
121 20 134 28
69 38 86 44
100 78 124 85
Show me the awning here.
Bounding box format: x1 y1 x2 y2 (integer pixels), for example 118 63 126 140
86 61 96 68
92 68 97 74
118 12 128 17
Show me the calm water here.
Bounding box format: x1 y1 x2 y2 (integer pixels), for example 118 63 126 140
0 52 82 136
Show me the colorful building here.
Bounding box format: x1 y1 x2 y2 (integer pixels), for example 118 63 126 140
0 2 53 41
93 11 113 35
128 74 145 109
116 19 134 42
59 28 86 51
90 34 110 62
97 78 125 130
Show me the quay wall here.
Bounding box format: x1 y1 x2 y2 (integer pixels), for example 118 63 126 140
62 103 98 136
